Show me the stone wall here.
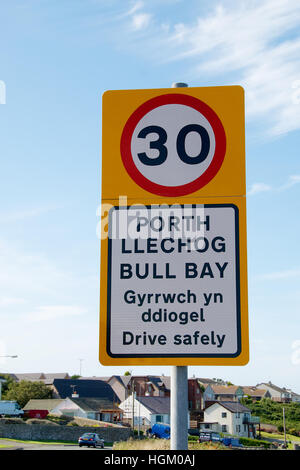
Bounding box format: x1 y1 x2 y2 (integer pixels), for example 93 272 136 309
0 422 131 443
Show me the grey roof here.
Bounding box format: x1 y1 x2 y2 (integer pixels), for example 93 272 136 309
256 382 291 394
11 373 69 384
138 396 170 415
23 399 64 411
53 379 117 402
110 375 132 388
79 377 111 381
69 397 116 412
205 401 251 413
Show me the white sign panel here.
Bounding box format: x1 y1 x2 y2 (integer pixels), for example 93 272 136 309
106 204 241 359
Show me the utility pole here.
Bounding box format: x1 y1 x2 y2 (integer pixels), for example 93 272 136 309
283 407 287 448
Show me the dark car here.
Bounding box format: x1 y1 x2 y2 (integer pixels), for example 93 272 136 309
78 433 105 448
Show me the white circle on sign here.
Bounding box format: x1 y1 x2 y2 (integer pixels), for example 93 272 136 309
120 93 226 197
131 104 216 187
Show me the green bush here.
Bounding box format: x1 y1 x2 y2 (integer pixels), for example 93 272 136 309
188 435 199 441
239 437 271 448
67 421 79 426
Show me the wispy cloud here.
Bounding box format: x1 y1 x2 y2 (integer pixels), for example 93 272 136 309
0 206 58 223
256 269 300 281
164 0 300 136
27 305 87 322
247 183 272 196
278 175 300 191
105 0 300 137
248 174 300 196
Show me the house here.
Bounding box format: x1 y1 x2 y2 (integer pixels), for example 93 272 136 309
120 395 171 427
289 390 300 403
202 401 258 438
23 399 64 417
52 379 118 403
241 386 271 401
210 385 244 402
51 397 123 423
128 376 170 398
188 378 205 428
107 375 171 403
256 382 293 402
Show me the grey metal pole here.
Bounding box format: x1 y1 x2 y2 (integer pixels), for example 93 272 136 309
171 366 188 450
170 81 189 451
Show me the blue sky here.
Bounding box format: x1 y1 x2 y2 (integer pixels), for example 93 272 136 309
0 0 300 391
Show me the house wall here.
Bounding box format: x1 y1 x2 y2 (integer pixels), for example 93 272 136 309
108 377 129 402
203 385 215 407
120 395 170 427
188 379 203 410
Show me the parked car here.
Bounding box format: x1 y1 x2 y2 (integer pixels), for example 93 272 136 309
148 423 170 439
78 433 105 448
198 431 222 443
0 400 24 417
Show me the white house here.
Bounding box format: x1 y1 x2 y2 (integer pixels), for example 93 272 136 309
120 395 170 427
201 401 257 438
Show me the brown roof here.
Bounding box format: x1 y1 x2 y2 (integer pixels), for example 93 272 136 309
211 385 242 394
242 387 267 397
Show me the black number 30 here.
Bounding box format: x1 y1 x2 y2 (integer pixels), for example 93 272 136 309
137 124 210 166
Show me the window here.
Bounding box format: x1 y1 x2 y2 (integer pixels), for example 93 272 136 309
204 423 211 429
236 412 240 418
221 412 227 418
236 425 241 433
221 425 227 432
156 415 163 423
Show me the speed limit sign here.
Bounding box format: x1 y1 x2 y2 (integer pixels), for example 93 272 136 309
101 86 245 199
120 93 226 196
100 86 248 367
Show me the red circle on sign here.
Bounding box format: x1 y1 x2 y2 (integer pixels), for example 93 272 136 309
120 94 226 197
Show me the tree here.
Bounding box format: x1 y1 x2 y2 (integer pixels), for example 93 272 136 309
0 374 15 396
3 380 52 408
124 371 131 376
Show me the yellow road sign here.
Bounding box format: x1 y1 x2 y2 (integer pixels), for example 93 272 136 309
100 86 248 366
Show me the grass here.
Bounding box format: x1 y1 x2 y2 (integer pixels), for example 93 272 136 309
113 438 226 451
260 431 300 448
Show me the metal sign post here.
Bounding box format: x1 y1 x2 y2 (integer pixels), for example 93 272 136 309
170 82 189 452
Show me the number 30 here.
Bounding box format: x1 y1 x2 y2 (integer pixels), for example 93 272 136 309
137 124 210 166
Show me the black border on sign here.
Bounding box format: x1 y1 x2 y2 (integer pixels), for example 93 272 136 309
106 204 241 359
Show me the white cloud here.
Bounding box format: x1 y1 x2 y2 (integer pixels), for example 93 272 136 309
131 12 152 30
247 183 272 196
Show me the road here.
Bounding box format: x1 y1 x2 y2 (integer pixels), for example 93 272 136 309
0 439 112 450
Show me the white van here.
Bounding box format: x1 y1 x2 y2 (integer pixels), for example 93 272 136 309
0 400 24 417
